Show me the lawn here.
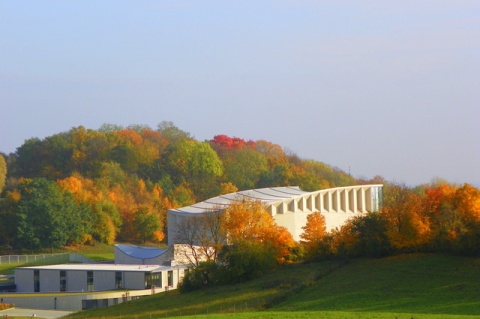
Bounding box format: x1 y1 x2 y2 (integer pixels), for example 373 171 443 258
64 254 480 319
276 254 480 316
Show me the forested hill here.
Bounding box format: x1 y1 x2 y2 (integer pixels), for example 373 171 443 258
0 122 362 252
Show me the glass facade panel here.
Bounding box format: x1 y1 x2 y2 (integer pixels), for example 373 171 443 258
34 270 40 292
60 271 67 292
153 272 162 288
145 272 151 289
167 270 173 286
87 271 94 292
115 271 123 289
145 272 162 289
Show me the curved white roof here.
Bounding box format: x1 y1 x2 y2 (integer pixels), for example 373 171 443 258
115 244 167 260
169 186 307 215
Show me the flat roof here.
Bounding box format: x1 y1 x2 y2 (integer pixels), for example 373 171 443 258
16 263 184 272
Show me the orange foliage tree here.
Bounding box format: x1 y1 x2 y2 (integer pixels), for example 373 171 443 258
300 212 327 256
382 184 431 251
221 199 294 263
423 183 480 254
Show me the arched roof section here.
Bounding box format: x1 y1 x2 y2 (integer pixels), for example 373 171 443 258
115 244 167 260
168 186 308 215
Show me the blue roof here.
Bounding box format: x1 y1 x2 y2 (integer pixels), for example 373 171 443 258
115 244 167 260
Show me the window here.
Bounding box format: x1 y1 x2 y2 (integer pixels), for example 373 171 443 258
144 272 152 289
145 272 162 289
34 270 40 292
152 273 162 288
167 270 173 287
60 271 67 292
115 272 123 289
87 271 94 292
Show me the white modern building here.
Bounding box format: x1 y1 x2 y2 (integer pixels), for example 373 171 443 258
9 263 187 310
168 184 383 243
15 263 186 293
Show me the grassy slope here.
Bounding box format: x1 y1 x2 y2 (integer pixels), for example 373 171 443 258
277 254 480 315
64 254 480 319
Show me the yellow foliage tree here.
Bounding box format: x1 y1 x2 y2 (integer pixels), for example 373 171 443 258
220 182 238 195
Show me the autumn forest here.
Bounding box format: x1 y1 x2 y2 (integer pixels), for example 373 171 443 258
0 122 479 264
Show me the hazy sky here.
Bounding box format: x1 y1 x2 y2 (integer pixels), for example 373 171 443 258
1 1 479 187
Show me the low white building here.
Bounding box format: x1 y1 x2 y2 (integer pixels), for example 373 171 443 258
15 263 186 293
10 263 187 310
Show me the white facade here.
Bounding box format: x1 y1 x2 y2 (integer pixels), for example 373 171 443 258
168 185 383 242
15 263 186 294
0 288 166 311
11 259 187 310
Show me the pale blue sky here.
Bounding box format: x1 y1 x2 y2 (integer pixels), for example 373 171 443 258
1 1 479 186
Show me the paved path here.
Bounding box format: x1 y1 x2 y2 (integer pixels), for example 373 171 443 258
0 308 74 319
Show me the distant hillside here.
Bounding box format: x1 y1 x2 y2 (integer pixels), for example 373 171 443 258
0 123 361 252
64 254 480 319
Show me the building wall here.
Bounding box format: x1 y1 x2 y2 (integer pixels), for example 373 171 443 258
168 185 383 244
15 269 184 293
12 267 187 310
114 248 135 264
167 213 178 246
94 271 116 291
170 268 184 289
14 268 33 292
68 270 86 292
40 269 60 292
1 289 161 311
124 271 146 290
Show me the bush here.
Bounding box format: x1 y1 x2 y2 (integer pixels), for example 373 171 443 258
179 262 223 292
0 303 14 310
220 240 279 283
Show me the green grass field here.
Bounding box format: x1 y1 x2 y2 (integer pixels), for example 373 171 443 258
63 253 480 319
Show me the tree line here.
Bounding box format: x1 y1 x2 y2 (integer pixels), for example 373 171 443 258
1 122 478 287
301 182 480 260
0 122 356 253
180 182 480 290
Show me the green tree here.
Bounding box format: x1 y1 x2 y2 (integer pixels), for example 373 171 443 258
224 148 268 190
219 239 278 283
0 190 20 252
15 178 85 250
91 201 122 244
132 207 161 243
349 212 391 257
157 121 191 142
14 138 45 178
168 140 223 178
167 139 224 199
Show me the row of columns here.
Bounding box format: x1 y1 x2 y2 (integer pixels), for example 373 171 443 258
269 185 382 215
